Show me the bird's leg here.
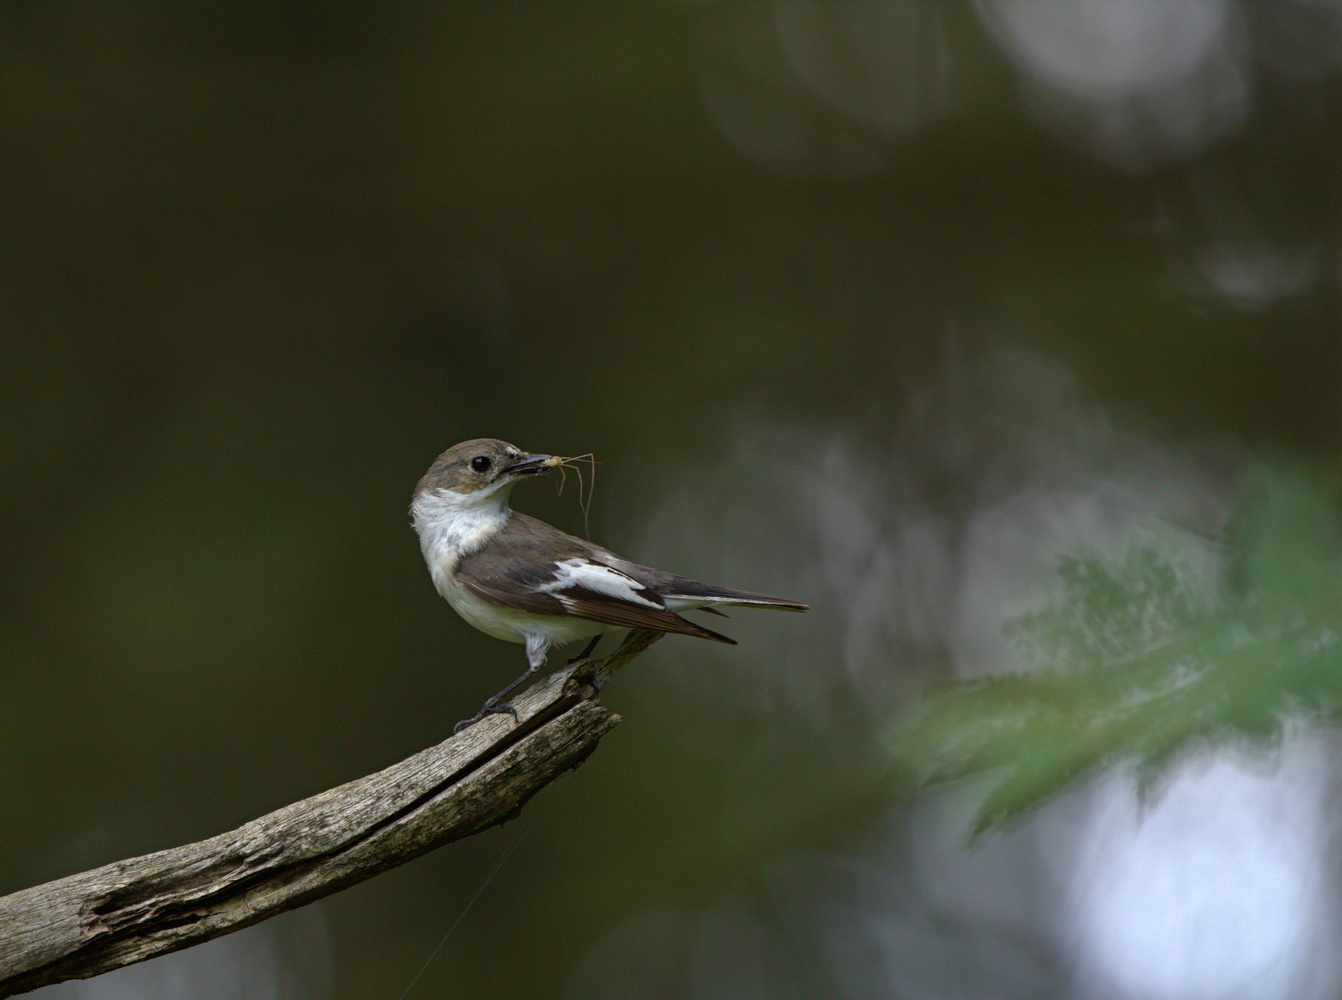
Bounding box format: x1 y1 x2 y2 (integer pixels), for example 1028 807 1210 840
453 635 549 733
567 634 601 665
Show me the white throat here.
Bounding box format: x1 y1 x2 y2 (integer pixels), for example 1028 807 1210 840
411 487 512 570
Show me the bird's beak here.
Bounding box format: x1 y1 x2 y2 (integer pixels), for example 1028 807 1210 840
507 453 554 476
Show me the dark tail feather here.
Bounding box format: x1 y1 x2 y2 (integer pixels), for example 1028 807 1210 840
675 614 736 644
669 579 809 612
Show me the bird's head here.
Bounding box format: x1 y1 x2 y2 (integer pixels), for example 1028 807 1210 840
413 438 554 511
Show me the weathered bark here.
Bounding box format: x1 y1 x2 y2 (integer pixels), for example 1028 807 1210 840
0 630 661 997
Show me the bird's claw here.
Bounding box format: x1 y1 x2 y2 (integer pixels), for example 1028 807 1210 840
452 699 519 733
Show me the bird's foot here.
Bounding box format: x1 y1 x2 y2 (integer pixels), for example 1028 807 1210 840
571 664 611 693
452 698 519 733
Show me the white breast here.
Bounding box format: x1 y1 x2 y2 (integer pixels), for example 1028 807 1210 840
411 488 510 566
411 488 608 648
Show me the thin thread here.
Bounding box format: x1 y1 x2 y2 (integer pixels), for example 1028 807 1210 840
394 796 552 1000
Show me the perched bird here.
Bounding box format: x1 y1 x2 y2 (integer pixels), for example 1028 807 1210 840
411 439 809 728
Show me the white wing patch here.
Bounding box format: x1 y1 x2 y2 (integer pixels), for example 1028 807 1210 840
542 558 661 608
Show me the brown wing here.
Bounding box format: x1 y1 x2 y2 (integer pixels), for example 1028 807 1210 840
457 575 737 644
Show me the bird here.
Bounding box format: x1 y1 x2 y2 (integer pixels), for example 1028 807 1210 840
410 438 809 729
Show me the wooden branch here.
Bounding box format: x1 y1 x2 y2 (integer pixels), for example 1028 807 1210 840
0 630 662 997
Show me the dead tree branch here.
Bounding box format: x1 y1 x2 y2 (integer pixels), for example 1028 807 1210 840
0 630 662 997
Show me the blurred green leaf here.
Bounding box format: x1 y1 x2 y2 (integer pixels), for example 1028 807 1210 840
888 465 1342 835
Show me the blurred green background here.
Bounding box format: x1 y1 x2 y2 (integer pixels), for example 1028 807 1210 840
4 3 1341 998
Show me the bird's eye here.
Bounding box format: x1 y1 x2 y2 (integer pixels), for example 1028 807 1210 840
470 456 492 473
